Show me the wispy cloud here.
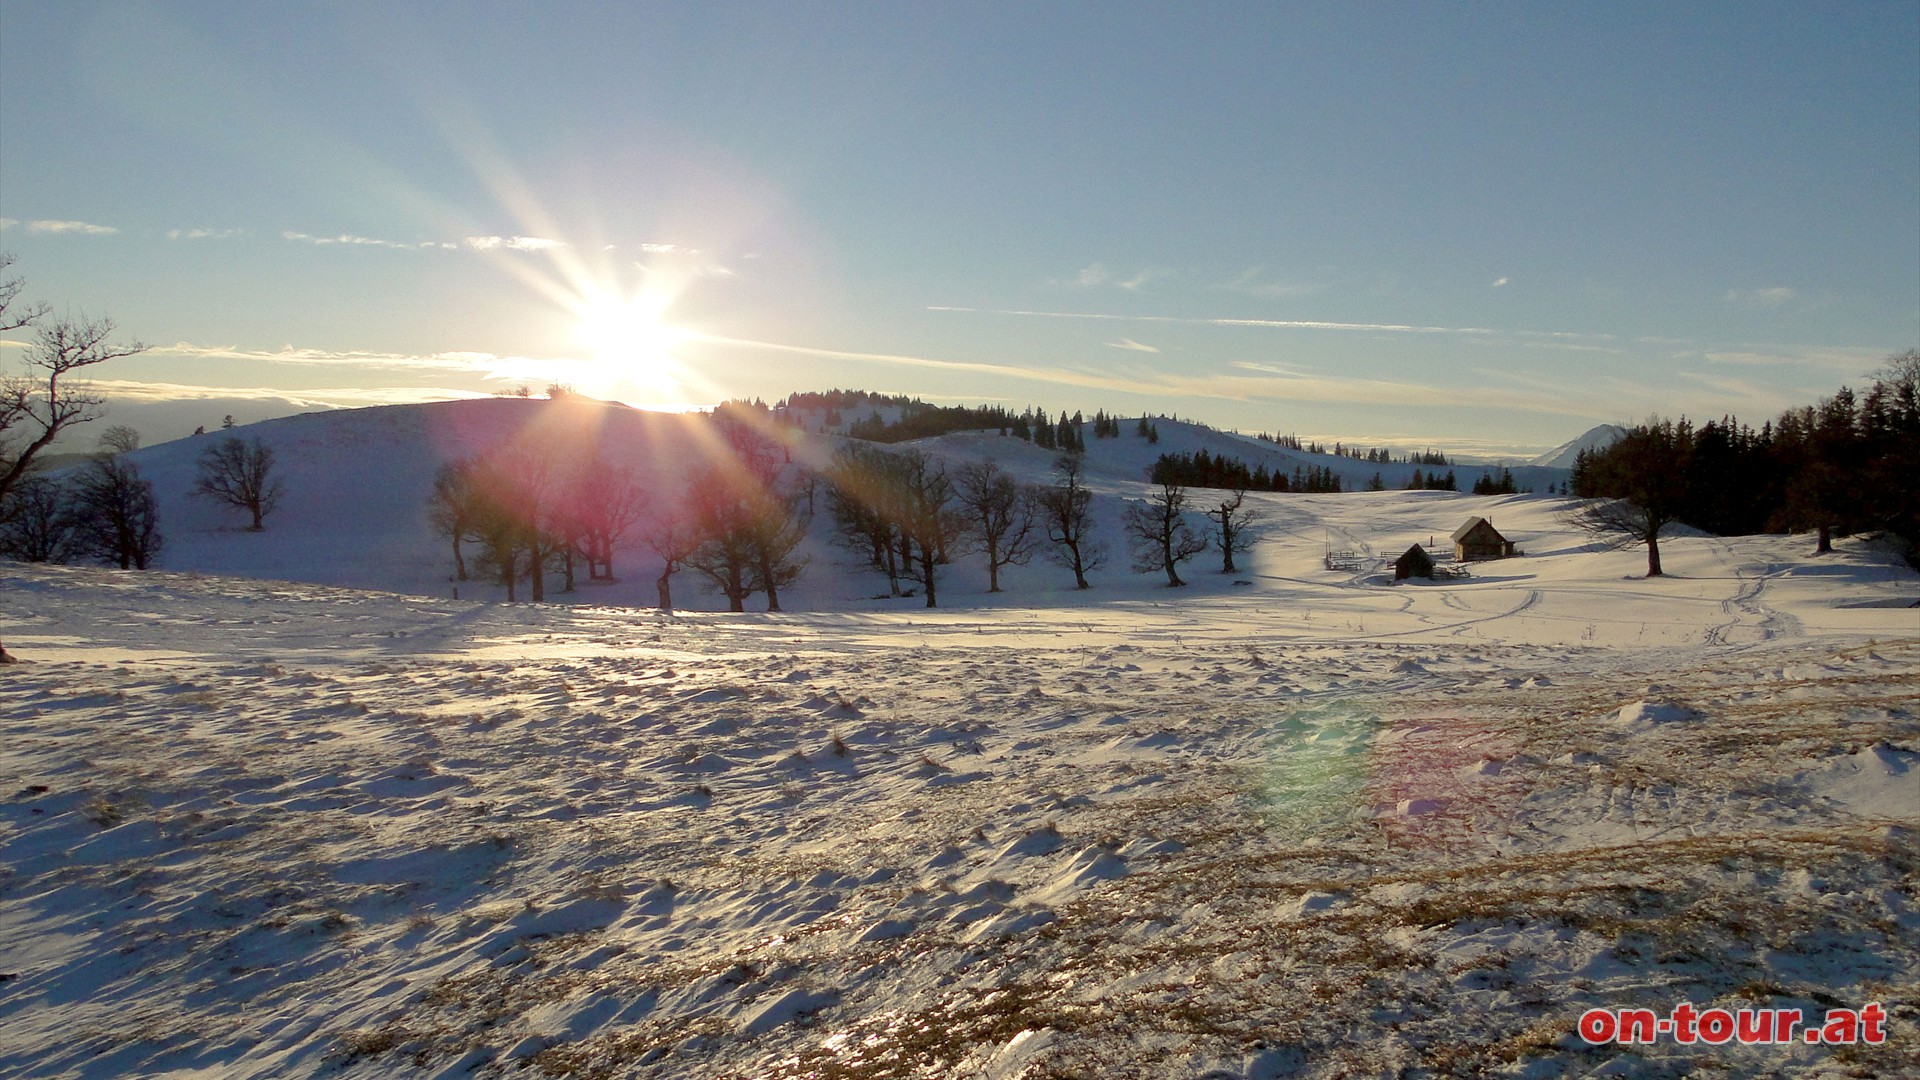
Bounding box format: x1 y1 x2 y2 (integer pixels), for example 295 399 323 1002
1219 266 1323 299
282 230 421 250
152 341 539 377
89 378 491 408
1724 286 1795 307
929 305 1499 337
465 235 564 252
167 227 241 241
1106 338 1159 353
1058 263 1155 291
1491 277 1509 288
0 218 119 235
692 331 1571 414
1701 345 1886 373
1229 360 1313 379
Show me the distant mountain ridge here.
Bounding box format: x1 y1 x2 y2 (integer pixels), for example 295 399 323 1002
1529 424 1627 470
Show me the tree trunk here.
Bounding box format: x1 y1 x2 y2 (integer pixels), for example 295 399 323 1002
561 547 576 593
921 545 938 608
1646 534 1663 577
656 568 673 611
452 536 467 582
763 571 782 612
1816 521 1832 554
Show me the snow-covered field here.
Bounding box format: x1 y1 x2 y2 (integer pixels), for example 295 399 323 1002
4 407 1919 1077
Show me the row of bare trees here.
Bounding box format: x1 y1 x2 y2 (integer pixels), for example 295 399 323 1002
0 434 163 570
825 449 1262 604
427 417 808 611
427 423 1269 610
429 447 649 602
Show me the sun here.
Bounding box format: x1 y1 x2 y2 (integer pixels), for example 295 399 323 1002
572 287 687 397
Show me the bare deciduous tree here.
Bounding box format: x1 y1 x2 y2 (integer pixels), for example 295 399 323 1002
427 459 477 582
1202 486 1260 573
568 462 647 581
826 444 910 597
954 460 1038 593
891 449 966 608
1034 452 1104 589
68 451 162 570
0 473 74 563
684 451 807 613
0 263 146 503
644 512 701 611
1125 480 1208 586
193 436 284 530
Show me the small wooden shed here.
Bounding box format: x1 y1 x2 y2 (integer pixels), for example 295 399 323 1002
1394 543 1435 581
1451 516 1515 562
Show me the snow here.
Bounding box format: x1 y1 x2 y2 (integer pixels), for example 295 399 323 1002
2 401 1918 1078
1528 423 1628 470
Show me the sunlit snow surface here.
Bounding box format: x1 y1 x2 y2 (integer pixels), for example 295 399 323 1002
4 484 1918 1077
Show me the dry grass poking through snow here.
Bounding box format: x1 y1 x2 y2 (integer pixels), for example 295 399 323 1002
0 567 1916 1078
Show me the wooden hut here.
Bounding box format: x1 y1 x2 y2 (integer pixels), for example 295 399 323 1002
1451 516 1515 561
1394 543 1435 581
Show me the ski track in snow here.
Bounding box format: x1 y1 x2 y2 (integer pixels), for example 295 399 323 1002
3 409 1919 1078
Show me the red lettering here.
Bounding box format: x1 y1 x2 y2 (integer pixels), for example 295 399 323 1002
1820 1009 1858 1045
1773 1008 1802 1044
1861 1002 1886 1044
1618 1008 1658 1044
1578 1009 1617 1044
1735 1008 1771 1044
1670 1002 1699 1044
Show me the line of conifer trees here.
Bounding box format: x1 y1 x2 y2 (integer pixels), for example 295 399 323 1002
1571 351 1920 557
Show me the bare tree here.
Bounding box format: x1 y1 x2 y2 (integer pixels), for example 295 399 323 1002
68 451 162 570
455 446 566 602
644 512 701 611
96 425 141 456
1034 452 1105 589
427 459 477 582
1567 422 1690 577
568 462 647 581
1202 486 1260 573
683 457 807 612
1569 497 1679 578
0 473 75 563
1 288 146 503
892 449 966 608
826 443 910 596
193 436 284 530
954 460 1038 592
0 253 50 335
1125 480 1209 586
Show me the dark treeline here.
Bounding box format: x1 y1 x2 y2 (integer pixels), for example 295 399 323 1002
1149 450 1343 493
1572 352 1920 557
1252 431 1449 465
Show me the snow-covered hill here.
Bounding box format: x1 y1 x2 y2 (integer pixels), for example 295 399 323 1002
1529 423 1628 469
64 400 1575 611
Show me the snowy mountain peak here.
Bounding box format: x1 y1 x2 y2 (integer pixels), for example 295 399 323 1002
1529 424 1627 470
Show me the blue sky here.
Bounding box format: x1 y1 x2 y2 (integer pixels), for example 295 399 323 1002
2 1 1915 455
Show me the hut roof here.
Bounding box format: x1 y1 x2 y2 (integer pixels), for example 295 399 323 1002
1450 516 1505 543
